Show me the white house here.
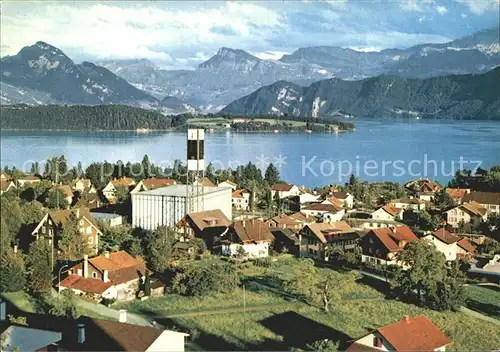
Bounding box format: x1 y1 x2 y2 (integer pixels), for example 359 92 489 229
271 184 300 199
462 191 500 215
423 228 475 261
102 177 136 201
232 189 251 210
346 315 452 351
329 191 354 208
220 220 274 259
298 192 320 204
444 201 488 228
371 205 403 221
391 197 426 211
302 203 345 222
218 180 237 190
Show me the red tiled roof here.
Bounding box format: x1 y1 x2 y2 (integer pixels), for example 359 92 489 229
288 212 314 223
142 178 175 189
370 226 418 253
270 213 301 225
271 184 294 192
184 209 231 231
304 221 353 244
111 177 136 187
388 225 418 242
457 238 475 253
432 228 459 244
89 251 143 272
381 204 400 217
59 275 113 294
232 189 249 198
446 188 469 199
303 203 343 213
231 219 274 243
371 228 401 252
377 315 452 351
326 197 344 208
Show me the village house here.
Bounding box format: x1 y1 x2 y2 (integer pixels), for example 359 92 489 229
0 180 16 195
220 219 274 258
361 225 418 266
346 315 452 351
17 174 41 187
445 188 471 204
328 191 354 208
130 178 176 194
0 302 189 351
177 209 231 249
298 191 320 204
444 201 488 229
347 218 402 231
102 177 136 202
73 179 97 194
267 213 302 231
232 189 251 210
48 184 74 207
59 251 148 301
74 192 102 209
390 197 426 211
462 191 500 215
218 179 237 190
321 196 345 209
371 204 403 221
405 178 442 193
270 228 300 255
31 207 101 257
423 228 476 261
271 183 300 199
299 221 359 260
302 203 345 222
192 177 216 187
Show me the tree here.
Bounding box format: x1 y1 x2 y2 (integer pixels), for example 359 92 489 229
58 214 89 261
21 201 44 225
48 290 80 319
26 240 53 294
190 238 207 256
171 261 239 296
0 250 27 292
306 339 340 352
348 174 358 187
394 241 447 304
115 185 130 203
434 190 455 210
402 209 438 232
264 163 280 185
148 227 177 272
46 189 69 209
98 222 133 252
0 196 22 243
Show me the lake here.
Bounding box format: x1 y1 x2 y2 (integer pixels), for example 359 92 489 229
1 119 499 187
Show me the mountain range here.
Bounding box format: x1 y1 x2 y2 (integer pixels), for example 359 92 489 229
0 42 198 114
221 67 500 120
98 27 500 111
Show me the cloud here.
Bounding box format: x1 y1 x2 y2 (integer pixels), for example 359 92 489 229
436 6 448 15
400 0 425 12
456 0 499 15
253 51 289 60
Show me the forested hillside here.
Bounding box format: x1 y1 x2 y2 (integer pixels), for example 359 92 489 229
0 105 187 130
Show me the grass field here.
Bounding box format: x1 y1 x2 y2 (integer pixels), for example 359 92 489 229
466 284 500 320
117 257 500 350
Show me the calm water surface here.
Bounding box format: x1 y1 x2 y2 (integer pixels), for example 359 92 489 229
1 119 499 187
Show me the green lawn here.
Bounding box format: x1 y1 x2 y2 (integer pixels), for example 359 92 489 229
466 284 500 319
116 257 499 350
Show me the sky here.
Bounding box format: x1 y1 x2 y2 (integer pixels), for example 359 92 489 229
1 0 499 69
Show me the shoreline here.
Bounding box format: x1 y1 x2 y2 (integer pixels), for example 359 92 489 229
0 128 354 134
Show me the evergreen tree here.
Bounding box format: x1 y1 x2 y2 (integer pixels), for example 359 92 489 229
27 240 53 294
58 214 89 261
141 154 151 179
264 163 280 185
0 249 27 292
46 189 69 210
148 227 176 272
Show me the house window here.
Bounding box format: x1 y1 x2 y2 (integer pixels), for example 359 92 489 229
92 272 97 278
86 227 91 234
373 337 383 348
79 220 84 226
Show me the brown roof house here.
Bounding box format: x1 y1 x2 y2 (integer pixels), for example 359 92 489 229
371 205 403 221
31 207 101 258
299 221 359 260
390 197 426 211
445 201 488 229
445 188 471 203
302 203 345 222
232 189 251 210
59 251 148 301
130 178 176 194
267 212 316 231
361 225 418 266
423 228 476 261
0 180 16 195
221 219 274 258
271 183 300 199
177 209 231 250
346 315 451 351
0 302 189 351
462 191 500 215
102 177 136 202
